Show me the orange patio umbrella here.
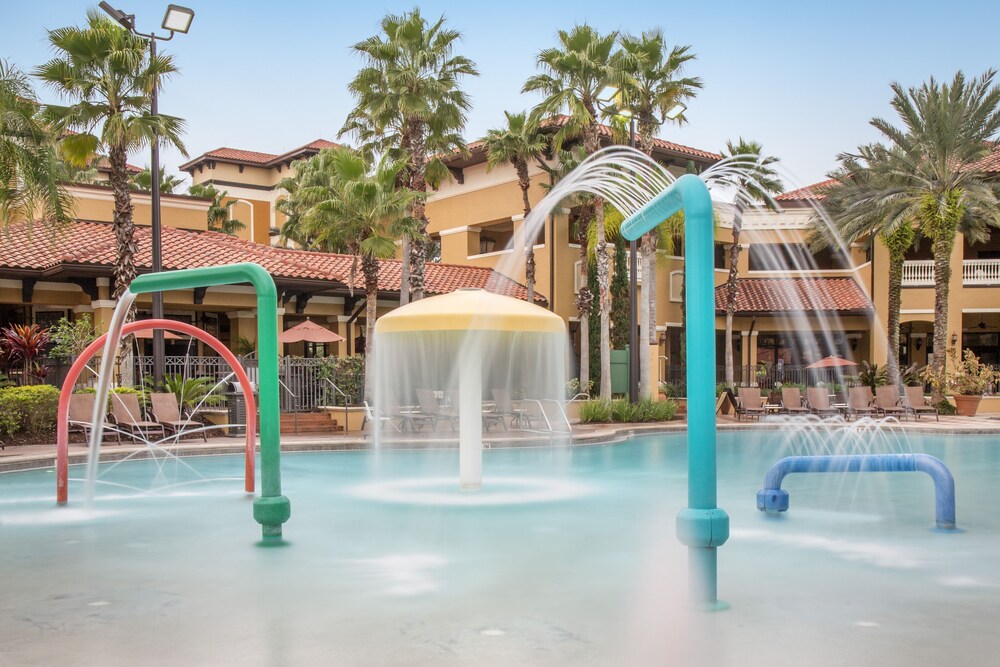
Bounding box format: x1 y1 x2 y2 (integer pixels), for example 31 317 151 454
805 355 859 369
278 318 346 344
131 328 182 340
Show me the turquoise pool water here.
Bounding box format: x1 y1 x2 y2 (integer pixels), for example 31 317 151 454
1 431 998 666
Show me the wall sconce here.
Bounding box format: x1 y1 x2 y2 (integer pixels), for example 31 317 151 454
951 332 959 345
915 337 923 351
850 338 858 351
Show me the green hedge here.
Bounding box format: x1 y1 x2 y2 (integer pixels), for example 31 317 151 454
0 384 61 438
579 398 679 424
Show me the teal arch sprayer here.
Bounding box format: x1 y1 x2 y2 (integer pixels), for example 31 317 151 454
80 263 290 542
621 174 730 610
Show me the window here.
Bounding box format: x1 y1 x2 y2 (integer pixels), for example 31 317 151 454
669 271 684 302
715 244 726 269
748 243 849 271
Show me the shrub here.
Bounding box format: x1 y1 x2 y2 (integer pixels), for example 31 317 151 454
921 347 998 396
47 314 96 361
317 356 365 406
660 381 686 398
79 385 149 410
578 398 679 424
565 378 593 399
578 399 612 423
0 384 60 438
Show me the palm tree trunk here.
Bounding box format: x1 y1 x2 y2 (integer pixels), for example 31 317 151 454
882 223 913 388
595 197 611 399
576 240 592 393
638 235 652 398
407 118 428 301
517 161 535 303
931 233 955 401
362 255 379 400
399 235 411 306
108 144 137 329
724 205 744 385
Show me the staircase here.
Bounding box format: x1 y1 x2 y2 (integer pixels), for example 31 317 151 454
279 411 344 435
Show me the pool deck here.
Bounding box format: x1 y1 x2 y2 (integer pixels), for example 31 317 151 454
2 412 998 474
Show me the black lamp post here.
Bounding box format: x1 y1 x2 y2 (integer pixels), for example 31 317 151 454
99 2 194 385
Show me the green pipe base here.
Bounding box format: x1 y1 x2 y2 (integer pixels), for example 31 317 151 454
254 495 292 537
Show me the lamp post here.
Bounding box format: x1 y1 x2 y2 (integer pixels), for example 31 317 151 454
99 2 194 385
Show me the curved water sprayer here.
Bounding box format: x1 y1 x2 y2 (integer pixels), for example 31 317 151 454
621 174 730 609
756 454 956 529
127 263 290 541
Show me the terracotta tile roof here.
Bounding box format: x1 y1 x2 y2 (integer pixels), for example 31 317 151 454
968 143 1000 173
775 179 837 201
179 139 340 172
714 277 871 314
94 157 143 174
0 220 542 303
543 115 722 161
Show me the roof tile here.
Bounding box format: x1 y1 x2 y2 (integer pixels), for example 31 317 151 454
714 277 871 313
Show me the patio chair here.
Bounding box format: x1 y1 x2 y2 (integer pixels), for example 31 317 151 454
847 386 877 419
806 387 840 417
110 392 165 442
780 387 809 415
361 400 401 435
415 388 459 431
382 392 435 432
68 393 121 445
736 387 766 421
874 386 907 420
491 388 529 429
903 386 940 422
150 392 208 442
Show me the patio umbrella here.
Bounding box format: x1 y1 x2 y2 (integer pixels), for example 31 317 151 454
278 318 345 344
131 328 182 340
805 355 859 369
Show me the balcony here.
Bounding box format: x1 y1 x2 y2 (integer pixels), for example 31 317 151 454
901 259 1000 287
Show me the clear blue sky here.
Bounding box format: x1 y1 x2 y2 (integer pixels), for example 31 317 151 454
4 0 997 192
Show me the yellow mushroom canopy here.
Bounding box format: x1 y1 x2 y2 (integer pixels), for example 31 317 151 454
375 289 565 335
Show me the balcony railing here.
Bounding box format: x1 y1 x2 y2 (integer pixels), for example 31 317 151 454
901 259 1000 287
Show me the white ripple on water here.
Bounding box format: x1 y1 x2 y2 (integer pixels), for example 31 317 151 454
732 528 923 569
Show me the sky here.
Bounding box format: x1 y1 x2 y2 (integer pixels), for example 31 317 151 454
3 0 997 193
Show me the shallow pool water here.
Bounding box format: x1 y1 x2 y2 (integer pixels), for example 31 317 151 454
1 431 998 666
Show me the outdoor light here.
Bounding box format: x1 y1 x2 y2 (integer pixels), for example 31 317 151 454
597 85 619 103
161 4 195 34
665 102 687 120
98 2 133 29
915 338 923 351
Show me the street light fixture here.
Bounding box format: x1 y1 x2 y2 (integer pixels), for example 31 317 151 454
665 102 687 120
99 2 194 386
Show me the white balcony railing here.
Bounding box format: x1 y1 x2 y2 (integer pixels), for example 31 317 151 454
901 260 935 286
963 259 1000 285
901 259 1000 286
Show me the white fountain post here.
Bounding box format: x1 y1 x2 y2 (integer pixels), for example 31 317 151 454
459 336 483 490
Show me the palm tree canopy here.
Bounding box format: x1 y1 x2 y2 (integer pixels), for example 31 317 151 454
483 111 548 173
0 59 72 227
130 167 183 193
188 182 245 236
615 30 702 131
34 10 187 166
523 24 622 150
720 138 784 209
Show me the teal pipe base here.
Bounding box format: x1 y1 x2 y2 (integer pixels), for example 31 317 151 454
676 507 730 548
253 495 291 539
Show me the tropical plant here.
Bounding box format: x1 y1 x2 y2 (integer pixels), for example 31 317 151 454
719 139 783 386
0 59 72 229
158 374 223 410
814 143 917 387
525 24 622 399
340 9 478 303
578 397 678 423
921 347 998 396
36 11 188 301
47 314 96 361
483 110 548 302
854 71 1000 396
857 361 889 391
282 147 418 397
130 167 183 193
0 324 50 385
188 182 245 235
615 30 702 399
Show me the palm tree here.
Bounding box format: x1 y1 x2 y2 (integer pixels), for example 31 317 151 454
188 183 245 236
0 60 72 229
36 11 187 300
287 147 418 395
524 24 621 399
719 139 783 386
131 167 183 193
340 9 477 303
483 110 548 302
814 143 916 386
616 29 702 398
859 71 1000 391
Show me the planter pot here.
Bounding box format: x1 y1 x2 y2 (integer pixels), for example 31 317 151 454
952 394 983 417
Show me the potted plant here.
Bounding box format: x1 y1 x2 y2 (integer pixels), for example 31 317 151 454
921 347 998 416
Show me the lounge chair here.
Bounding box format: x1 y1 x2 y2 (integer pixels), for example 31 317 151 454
361 400 400 434
382 392 435 432
847 386 877 419
150 392 208 442
780 387 808 415
874 386 907 420
903 386 940 422
446 391 506 432
491 388 529 429
68 393 121 444
806 387 840 417
110 392 165 442
736 387 766 421
416 388 458 431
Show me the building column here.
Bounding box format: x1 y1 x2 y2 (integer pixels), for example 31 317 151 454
749 330 760 369
740 330 750 375
228 310 257 354
335 315 351 357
